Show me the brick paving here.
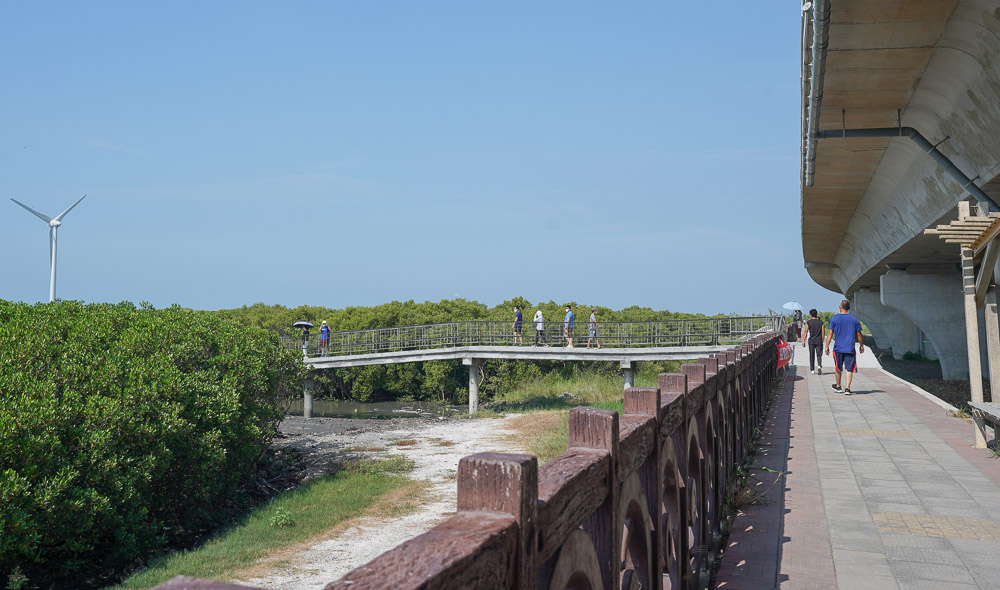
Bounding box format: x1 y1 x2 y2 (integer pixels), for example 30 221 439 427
716 350 1000 589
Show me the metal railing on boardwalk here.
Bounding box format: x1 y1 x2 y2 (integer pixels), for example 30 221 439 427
281 315 782 358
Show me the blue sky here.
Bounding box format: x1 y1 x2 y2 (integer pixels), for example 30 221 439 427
1 2 837 314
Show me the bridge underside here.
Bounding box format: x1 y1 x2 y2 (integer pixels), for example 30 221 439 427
802 0 1000 379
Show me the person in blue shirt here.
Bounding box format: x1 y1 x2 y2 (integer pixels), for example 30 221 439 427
564 305 575 348
512 306 524 346
825 299 864 394
319 320 331 356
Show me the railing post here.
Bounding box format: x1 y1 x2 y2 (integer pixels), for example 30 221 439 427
457 453 538 590
624 387 662 588
569 408 620 590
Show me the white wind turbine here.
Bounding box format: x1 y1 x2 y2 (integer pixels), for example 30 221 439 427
10 195 87 302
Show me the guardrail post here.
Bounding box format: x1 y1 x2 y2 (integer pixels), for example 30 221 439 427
463 358 484 414
569 407 620 590
457 453 538 589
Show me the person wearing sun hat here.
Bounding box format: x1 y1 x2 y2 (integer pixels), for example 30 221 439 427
319 320 330 356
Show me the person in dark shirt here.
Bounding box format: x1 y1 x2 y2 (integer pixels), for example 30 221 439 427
801 309 824 374
512 306 523 345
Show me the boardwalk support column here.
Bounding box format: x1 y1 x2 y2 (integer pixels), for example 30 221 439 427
463 358 483 414
984 288 1000 445
303 376 314 419
962 247 988 448
621 360 636 389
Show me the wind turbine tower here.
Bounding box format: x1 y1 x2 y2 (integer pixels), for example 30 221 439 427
10 195 87 303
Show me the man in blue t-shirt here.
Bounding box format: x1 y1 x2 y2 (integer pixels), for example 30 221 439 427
512 306 524 346
824 299 864 394
564 305 575 348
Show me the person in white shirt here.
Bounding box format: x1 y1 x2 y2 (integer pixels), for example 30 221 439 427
533 309 546 346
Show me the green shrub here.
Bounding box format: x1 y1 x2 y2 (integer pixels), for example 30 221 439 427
0 300 302 588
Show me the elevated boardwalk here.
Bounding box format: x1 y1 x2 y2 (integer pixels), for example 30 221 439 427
291 316 782 413
718 349 1000 589
303 344 734 369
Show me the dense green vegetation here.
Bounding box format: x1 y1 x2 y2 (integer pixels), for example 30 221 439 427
0 301 302 589
214 298 715 403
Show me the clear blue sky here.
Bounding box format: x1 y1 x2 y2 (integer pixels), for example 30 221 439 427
1 2 838 314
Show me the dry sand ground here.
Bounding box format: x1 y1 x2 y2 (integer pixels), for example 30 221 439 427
234 414 525 590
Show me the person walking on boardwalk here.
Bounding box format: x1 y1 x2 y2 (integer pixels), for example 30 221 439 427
319 320 330 356
564 305 575 347
801 309 823 374
825 299 864 394
533 308 546 346
512 306 524 345
587 308 602 349
792 308 804 340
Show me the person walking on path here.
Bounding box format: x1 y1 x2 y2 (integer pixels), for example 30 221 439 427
533 309 546 346
512 306 524 346
825 299 864 394
801 309 824 374
564 305 575 348
792 308 804 340
587 308 602 349
319 321 330 356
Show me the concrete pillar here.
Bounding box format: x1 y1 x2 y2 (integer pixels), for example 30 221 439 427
983 288 1000 444
853 288 922 359
964 247 987 448
621 360 636 389
303 377 314 419
463 358 483 414
881 269 972 380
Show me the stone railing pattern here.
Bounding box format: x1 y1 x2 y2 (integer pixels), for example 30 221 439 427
155 332 780 590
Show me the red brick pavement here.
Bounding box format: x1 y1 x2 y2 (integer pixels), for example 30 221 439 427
715 368 836 589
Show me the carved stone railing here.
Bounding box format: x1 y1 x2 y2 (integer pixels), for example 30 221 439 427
156 332 780 590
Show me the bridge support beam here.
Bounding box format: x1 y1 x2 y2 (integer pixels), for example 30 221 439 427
880 269 991 380
621 360 636 389
853 287 922 359
463 358 484 414
303 377 314 419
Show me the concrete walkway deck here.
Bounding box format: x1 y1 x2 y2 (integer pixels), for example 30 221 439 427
716 346 1000 589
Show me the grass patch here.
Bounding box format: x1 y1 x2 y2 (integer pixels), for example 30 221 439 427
343 445 383 452
487 371 646 413
112 456 415 589
505 401 624 465
390 439 418 447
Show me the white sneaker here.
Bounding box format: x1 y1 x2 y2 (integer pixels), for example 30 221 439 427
811 369 816 374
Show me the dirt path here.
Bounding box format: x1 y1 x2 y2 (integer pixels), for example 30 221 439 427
234 414 524 590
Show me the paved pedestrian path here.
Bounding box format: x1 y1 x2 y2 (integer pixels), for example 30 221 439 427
716 347 1000 589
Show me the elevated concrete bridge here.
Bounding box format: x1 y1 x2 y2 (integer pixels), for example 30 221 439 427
801 0 1000 389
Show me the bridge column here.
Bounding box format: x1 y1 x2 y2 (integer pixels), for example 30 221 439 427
303 377 314 419
621 360 636 389
853 287 922 359
880 269 988 380
463 358 483 414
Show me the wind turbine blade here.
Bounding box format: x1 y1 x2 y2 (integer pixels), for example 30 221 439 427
54 194 86 222
10 198 52 223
